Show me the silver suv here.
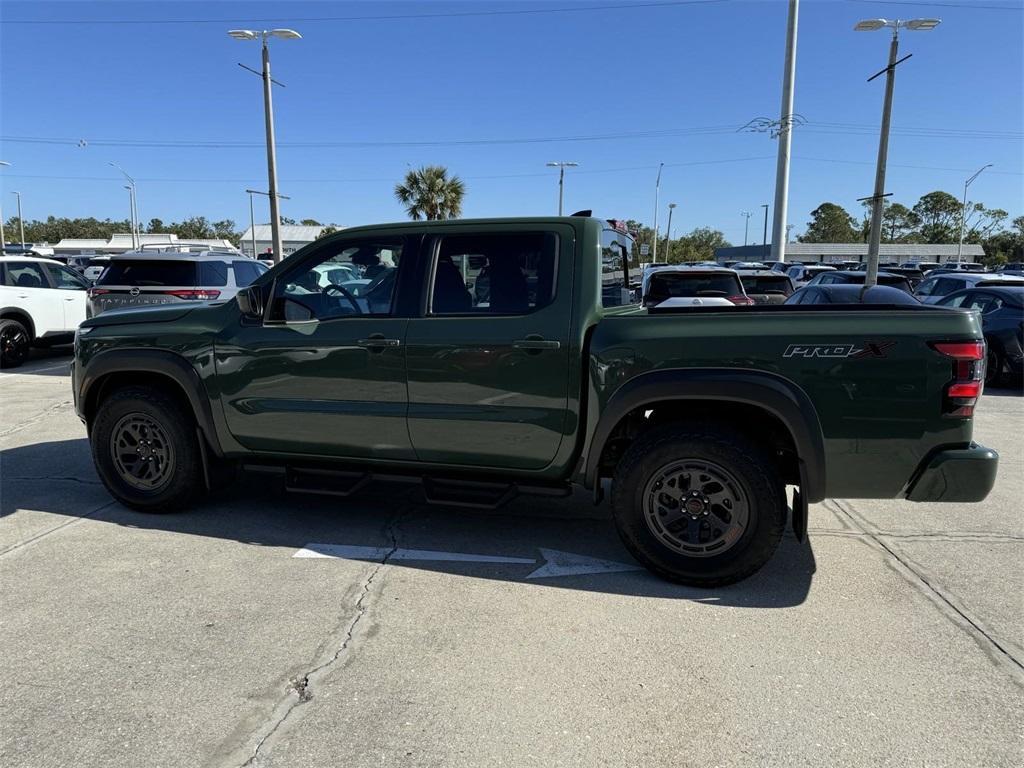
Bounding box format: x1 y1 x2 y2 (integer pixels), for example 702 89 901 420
87 245 268 317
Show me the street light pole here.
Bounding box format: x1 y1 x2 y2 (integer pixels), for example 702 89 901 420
855 17 941 287
546 162 578 215
770 0 800 265
230 28 301 263
665 203 677 261
245 189 291 258
12 191 25 247
109 162 139 249
761 204 770 259
957 164 992 264
741 211 752 246
652 162 664 261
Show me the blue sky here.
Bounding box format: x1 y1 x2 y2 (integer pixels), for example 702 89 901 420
1 0 1021 244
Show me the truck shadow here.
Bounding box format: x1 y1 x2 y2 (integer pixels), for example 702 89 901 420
3 438 815 608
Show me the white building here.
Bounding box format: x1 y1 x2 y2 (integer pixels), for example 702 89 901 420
238 224 342 258
713 243 986 265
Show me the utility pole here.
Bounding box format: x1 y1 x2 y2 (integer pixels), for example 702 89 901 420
12 191 25 247
0 161 9 252
770 0 799 265
652 162 664 261
741 211 752 246
229 28 302 263
109 162 139 249
855 17 940 287
761 204 770 260
957 164 992 264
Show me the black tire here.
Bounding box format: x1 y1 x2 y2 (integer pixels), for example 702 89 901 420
610 423 785 587
91 386 204 512
985 343 1003 387
0 319 31 369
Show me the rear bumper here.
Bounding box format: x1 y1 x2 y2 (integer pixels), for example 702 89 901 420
905 443 999 502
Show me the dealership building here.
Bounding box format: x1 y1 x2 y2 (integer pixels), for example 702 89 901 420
238 224 342 258
713 243 985 265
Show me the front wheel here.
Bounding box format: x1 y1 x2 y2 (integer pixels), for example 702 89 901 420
0 319 31 369
91 387 204 512
610 424 785 587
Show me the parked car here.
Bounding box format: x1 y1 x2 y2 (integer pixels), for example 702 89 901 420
936 283 1024 385
82 256 112 283
915 272 1019 305
738 271 795 304
768 261 791 273
996 262 1024 277
72 215 997 587
642 266 753 308
0 255 90 367
906 261 941 273
731 262 768 271
87 247 267 317
928 263 987 274
804 270 914 294
785 284 921 306
880 265 925 289
785 264 835 286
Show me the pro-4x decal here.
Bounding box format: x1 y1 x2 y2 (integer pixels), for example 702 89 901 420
783 341 896 359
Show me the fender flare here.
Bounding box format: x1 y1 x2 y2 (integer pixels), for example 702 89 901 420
583 368 826 503
80 349 224 456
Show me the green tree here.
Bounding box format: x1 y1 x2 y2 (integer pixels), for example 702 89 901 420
394 165 466 220
799 203 859 243
912 191 962 243
300 218 322 226
146 218 167 233
859 200 921 243
666 227 731 263
316 225 339 239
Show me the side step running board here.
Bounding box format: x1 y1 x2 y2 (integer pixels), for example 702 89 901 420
286 467 372 498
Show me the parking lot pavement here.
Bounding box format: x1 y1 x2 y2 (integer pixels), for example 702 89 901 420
2 354 1022 768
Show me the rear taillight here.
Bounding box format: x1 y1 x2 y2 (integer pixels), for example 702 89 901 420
163 289 221 300
931 341 985 418
87 288 110 298
727 295 755 306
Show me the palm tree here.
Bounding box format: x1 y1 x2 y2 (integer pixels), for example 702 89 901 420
394 165 466 220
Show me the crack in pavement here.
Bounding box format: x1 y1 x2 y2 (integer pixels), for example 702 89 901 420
0 399 73 439
234 507 410 768
5 475 102 486
824 499 1024 682
806 526 1024 544
0 500 116 558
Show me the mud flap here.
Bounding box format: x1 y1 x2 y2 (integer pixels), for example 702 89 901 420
791 486 807 542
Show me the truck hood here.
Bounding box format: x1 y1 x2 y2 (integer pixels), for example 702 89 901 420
82 303 199 328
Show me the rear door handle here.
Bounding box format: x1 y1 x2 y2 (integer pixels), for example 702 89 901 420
357 333 402 351
512 336 561 351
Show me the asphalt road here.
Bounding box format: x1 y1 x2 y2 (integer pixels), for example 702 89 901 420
2 349 1022 768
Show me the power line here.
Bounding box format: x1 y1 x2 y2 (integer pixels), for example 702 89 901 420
0 0 728 25
847 0 1022 11
795 155 1024 175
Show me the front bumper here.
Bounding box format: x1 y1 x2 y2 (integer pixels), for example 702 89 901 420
905 443 999 502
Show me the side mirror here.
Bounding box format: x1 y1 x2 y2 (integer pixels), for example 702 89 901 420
237 286 264 319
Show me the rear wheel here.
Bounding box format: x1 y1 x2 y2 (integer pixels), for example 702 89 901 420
0 319 31 369
91 386 204 512
611 424 785 587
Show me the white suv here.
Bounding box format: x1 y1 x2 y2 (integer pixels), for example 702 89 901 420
1 255 90 368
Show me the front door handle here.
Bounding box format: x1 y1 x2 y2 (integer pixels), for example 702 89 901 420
512 336 561 352
357 333 402 351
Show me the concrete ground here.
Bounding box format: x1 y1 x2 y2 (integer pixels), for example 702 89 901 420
2 348 1021 768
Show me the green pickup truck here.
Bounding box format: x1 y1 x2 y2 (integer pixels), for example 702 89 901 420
72 216 998 586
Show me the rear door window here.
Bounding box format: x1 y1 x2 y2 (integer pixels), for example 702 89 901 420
232 260 263 287
98 260 197 286
45 264 89 290
3 261 49 288
645 272 742 304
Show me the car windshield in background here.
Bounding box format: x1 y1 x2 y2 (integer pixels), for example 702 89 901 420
647 272 742 299
98 260 197 286
741 276 793 295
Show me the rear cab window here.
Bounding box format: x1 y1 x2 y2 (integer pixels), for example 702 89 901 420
601 225 636 309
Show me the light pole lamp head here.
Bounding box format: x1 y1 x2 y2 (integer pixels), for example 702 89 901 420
228 29 259 40
0 161 10 167
904 18 941 31
668 203 677 210
854 19 888 32
270 29 302 39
